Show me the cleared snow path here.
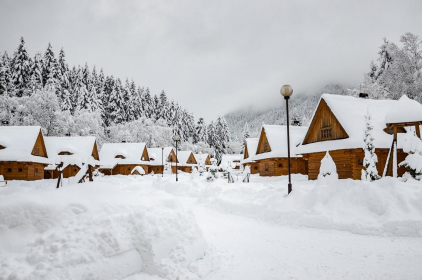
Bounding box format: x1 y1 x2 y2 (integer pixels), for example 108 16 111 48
183 199 422 280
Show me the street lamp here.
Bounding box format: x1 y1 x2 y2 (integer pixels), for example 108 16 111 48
280 85 293 195
161 146 165 178
172 135 180 182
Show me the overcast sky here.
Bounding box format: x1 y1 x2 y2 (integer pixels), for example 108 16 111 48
1 0 422 121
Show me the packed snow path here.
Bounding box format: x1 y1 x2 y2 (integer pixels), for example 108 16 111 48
189 199 422 280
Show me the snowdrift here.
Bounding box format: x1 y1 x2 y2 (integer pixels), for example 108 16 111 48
0 181 207 279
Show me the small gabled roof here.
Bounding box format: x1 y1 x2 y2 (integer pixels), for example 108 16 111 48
0 126 49 164
219 154 243 168
385 95 422 125
253 125 307 160
99 143 149 168
296 94 412 154
45 136 99 168
147 147 177 166
241 138 259 164
194 153 211 165
176 151 197 166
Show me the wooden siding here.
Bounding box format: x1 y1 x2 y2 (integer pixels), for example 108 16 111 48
258 157 306 177
107 164 150 175
0 162 45 181
186 153 197 164
256 128 271 155
302 99 349 145
244 162 260 174
31 130 48 158
304 148 407 180
141 146 150 161
172 166 193 173
92 141 100 160
168 150 178 163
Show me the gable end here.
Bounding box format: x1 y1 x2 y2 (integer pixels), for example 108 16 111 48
256 128 271 155
31 130 48 158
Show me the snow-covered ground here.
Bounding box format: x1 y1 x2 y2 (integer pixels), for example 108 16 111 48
1 173 422 279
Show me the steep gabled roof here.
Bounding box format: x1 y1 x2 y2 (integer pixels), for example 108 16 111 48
147 147 177 166
194 153 211 165
45 136 99 168
176 151 197 166
253 125 307 160
0 126 49 164
99 143 149 168
241 138 258 164
296 94 411 154
219 154 243 168
385 95 422 124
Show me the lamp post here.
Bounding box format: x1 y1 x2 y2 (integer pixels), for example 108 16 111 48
280 85 293 195
161 146 165 178
172 135 180 182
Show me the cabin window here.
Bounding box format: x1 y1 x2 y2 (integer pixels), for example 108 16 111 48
115 155 126 159
6 168 12 173
128 168 131 170
0 145 5 150
18 168 23 172
34 147 40 155
321 127 332 140
34 168 38 176
278 163 283 168
59 151 72 155
74 169 77 172
263 143 270 152
265 163 269 172
254 166 258 170
358 159 363 165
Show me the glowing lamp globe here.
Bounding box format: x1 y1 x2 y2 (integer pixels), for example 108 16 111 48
280 85 293 97
173 135 180 141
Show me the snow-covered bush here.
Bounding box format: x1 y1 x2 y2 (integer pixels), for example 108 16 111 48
164 163 172 175
399 131 422 180
191 166 199 179
243 166 251 183
361 109 380 181
317 151 338 184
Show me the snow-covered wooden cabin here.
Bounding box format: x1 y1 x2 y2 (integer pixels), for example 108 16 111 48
253 125 308 176
0 126 49 181
44 136 100 179
219 154 243 170
99 143 150 175
241 138 259 174
173 151 198 173
147 147 178 174
295 94 422 180
194 153 212 171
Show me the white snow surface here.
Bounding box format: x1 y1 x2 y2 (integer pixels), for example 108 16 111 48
296 94 411 154
219 154 242 169
193 154 211 166
253 125 307 160
132 166 146 175
385 95 422 124
147 147 175 166
240 138 258 164
0 126 50 164
100 143 150 168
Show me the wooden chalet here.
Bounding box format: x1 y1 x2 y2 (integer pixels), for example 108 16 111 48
0 126 49 181
253 125 308 176
173 151 198 173
295 94 422 180
147 147 178 174
99 143 150 175
219 154 243 170
44 136 100 179
241 138 259 174
194 153 212 171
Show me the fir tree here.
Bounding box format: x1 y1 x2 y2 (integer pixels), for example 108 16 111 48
241 122 250 154
42 43 60 89
11 37 31 97
361 109 380 181
29 52 43 91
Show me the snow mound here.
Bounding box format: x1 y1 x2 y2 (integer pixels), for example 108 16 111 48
197 176 422 237
0 181 207 279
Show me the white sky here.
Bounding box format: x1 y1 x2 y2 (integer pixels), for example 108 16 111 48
1 0 422 121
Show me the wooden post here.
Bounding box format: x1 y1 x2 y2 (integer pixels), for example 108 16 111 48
88 165 93 182
56 162 63 189
415 123 421 138
393 124 398 141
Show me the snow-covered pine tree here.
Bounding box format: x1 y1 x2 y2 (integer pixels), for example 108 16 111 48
11 37 31 97
361 109 380 181
158 90 169 121
42 43 60 90
0 52 12 95
133 86 143 119
194 117 206 144
102 75 115 126
399 131 422 180
29 52 44 92
143 87 153 119
240 122 250 154
152 94 160 120
108 78 126 124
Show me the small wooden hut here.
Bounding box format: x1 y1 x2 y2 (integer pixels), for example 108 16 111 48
44 136 100 179
295 94 422 180
99 143 150 175
173 151 197 173
219 154 243 171
147 147 178 174
0 126 49 181
241 138 259 174
253 125 308 176
194 153 212 171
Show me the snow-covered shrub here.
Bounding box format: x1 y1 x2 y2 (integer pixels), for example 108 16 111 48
361 109 380 181
243 166 251 183
399 131 422 180
164 163 172 175
317 151 338 184
191 166 199 179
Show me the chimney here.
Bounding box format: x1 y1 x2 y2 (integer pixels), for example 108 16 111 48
122 140 126 143
359 92 368 98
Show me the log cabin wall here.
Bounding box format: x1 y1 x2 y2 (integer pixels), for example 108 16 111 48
302 100 349 145
258 158 307 176
172 166 193 173
304 148 407 180
112 164 149 175
1 162 45 181
244 162 260 174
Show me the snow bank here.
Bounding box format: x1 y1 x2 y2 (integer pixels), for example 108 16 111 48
0 179 207 279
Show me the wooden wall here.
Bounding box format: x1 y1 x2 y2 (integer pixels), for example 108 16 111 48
111 164 149 175
244 162 260 174
302 100 349 145
258 158 306 177
304 148 407 180
1 162 45 181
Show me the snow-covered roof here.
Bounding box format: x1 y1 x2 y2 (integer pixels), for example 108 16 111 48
147 147 176 166
176 151 197 166
45 136 99 168
296 94 412 154
131 166 145 175
241 138 258 164
219 154 242 168
253 125 307 161
99 143 149 168
0 126 50 164
194 153 211 165
385 95 422 124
